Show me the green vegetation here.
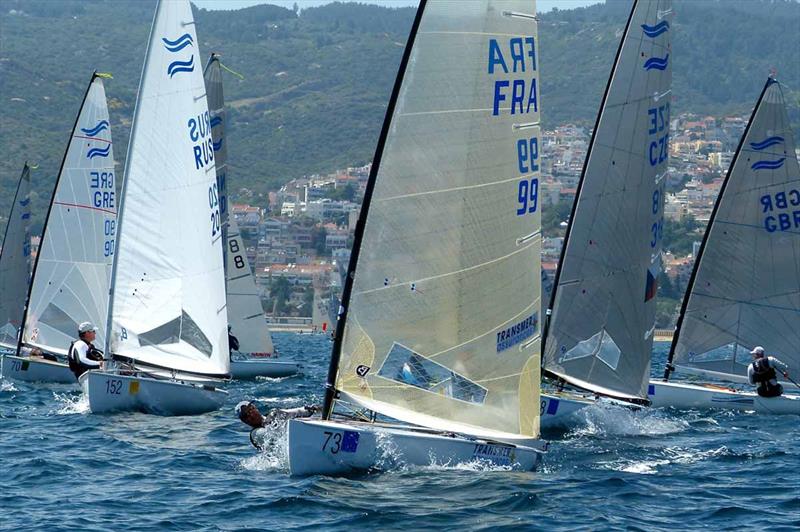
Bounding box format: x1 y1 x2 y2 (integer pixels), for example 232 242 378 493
663 216 703 256
1 0 799 235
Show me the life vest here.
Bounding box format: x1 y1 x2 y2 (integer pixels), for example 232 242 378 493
68 340 101 380
751 357 781 396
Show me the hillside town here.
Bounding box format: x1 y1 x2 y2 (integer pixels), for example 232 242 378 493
221 110 799 327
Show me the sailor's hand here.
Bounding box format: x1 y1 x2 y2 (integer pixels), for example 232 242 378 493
783 371 789 378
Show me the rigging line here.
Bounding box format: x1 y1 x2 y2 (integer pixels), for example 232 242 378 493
377 173 529 202
691 292 800 313
399 107 494 117
354 239 537 297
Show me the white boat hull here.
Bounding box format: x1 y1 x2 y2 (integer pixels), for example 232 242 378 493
80 371 227 416
230 359 299 379
648 380 800 415
287 418 546 476
539 392 594 428
0 354 76 384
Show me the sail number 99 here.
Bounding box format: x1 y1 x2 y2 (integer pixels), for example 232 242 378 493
517 178 539 216
517 137 539 174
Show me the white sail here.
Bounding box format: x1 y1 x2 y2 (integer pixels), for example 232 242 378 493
543 0 672 401
225 217 274 356
204 53 275 357
108 0 229 378
0 164 32 347
329 0 543 441
21 76 116 356
669 78 800 380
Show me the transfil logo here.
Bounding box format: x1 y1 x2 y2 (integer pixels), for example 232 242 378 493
162 33 195 78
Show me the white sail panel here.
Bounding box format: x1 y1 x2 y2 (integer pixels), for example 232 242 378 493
0 164 32 347
204 53 275 357
22 77 115 356
109 0 229 377
543 0 672 400
225 217 274 355
335 0 543 439
671 79 800 378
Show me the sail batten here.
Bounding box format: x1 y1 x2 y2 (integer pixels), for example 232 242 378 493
668 78 800 381
543 0 673 400
326 0 543 439
108 0 229 378
20 75 115 356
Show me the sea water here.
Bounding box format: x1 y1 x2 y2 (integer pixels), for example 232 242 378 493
1 336 798 531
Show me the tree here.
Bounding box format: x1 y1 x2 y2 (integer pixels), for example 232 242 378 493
270 276 292 315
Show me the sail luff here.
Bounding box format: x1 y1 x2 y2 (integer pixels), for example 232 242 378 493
18 72 106 356
664 77 774 380
0 163 31 347
322 0 429 419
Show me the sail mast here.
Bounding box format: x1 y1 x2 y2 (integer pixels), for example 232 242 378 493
104 4 159 357
664 76 777 380
321 0 429 419
541 0 638 364
17 73 99 356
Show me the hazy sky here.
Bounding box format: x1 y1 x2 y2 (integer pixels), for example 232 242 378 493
193 0 604 13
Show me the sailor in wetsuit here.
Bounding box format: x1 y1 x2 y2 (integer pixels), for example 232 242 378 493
236 401 319 449
67 322 104 380
747 346 790 398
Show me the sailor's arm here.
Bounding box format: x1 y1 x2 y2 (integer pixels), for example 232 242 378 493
747 364 756 385
768 356 789 375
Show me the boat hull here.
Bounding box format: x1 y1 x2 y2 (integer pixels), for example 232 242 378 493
0 354 76 384
287 418 546 476
539 391 594 428
230 359 299 379
648 380 800 414
80 371 227 416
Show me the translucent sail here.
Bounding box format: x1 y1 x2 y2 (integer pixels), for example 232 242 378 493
225 216 274 356
108 0 229 378
21 76 116 356
669 79 800 379
543 0 672 400
204 53 274 357
0 164 32 348
330 0 543 442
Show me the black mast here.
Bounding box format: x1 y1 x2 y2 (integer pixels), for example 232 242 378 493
322 0 428 419
16 72 100 356
663 77 776 380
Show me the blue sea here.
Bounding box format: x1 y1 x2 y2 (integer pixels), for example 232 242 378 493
1 336 798 531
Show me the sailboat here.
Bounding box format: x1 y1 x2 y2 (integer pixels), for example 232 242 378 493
539 0 673 426
1 74 115 384
286 0 546 475
649 77 800 414
80 0 229 415
203 53 299 379
0 164 32 354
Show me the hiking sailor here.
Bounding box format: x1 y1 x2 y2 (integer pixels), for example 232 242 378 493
748 346 790 398
67 322 104 380
228 325 240 360
235 401 319 449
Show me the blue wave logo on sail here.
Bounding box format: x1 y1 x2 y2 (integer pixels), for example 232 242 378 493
162 33 195 77
641 21 669 38
751 158 785 171
19 198 30 207
81 120 109 136
644 54 669 71
749 136 784 151
213 139 224 152
162 33 193 53
21 213 31 220
210 116 223 128
86 145 111 159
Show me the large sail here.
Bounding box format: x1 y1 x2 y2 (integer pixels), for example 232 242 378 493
542 0 672 400
0 164 32 347
21 76 116 356
204 53 274 357
108 0 229 378
326 0 543 443
668 78 800 380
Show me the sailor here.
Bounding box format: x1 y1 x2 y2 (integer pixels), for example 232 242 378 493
747 346 790 398
236 401 320 449
67 322 104 380
228 325 240 358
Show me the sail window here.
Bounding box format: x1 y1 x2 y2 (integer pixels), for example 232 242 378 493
378 343 487 405
139 310 212 357
559 330 621 371
687 342 743 363
39 303 80 337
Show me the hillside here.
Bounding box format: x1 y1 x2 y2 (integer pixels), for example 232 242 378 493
1 0 798 233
